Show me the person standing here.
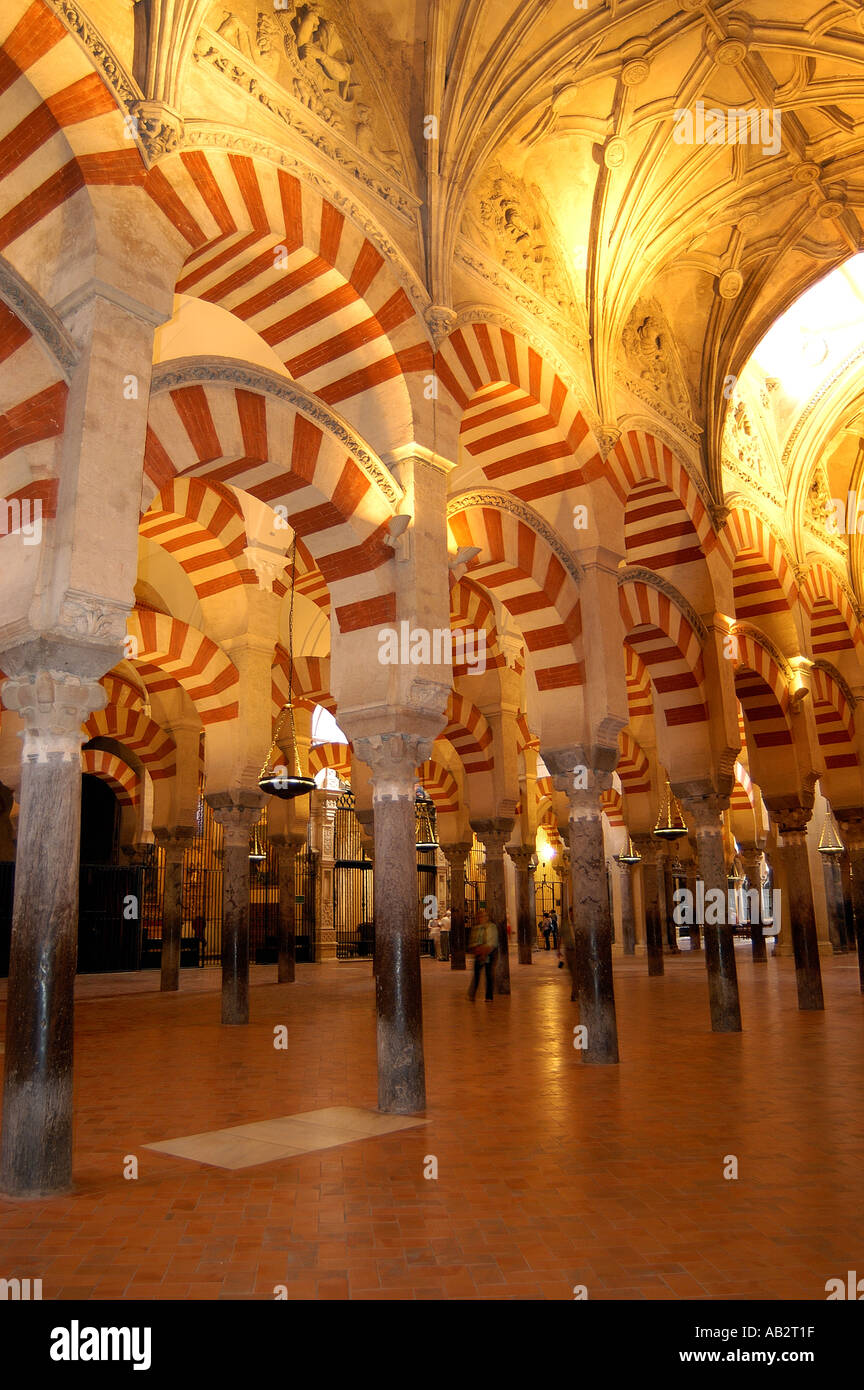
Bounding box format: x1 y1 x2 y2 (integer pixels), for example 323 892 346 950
541 912 552 950
467 909 498 1001
550 909 559 951
428 914 441 960
438 909 451 961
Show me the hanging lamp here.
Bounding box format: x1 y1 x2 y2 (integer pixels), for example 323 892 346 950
818 805 844 855
415 791 438 852
249 817 267 861
258 532 316 800
653 779 688 840
618 834 641 864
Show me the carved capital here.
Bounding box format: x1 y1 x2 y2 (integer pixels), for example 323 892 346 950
425 304 457 348
506 844 535 872
470 819 515 855
128 100 184 164
353 731 433 800
678 794 727 834
440 841 472 868
153 825 196 862
206 790 264 847
2 670 106 763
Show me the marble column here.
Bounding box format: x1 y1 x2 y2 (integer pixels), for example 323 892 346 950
507 845 535 964
680 795 742 1033
839 854 856 953
775 820 825 1009
821 853 846 954
739 847 767 963
473 822 513 995
618 860 636 954
276 838 304 983
155 829 193 992
836 814 864 992
442 842 470 971
685 858 701 951
0 671 106 1197
355 733 430 1114
208 795 262 1025
663 858 681 953
632 836 664 976
561 777 619 1064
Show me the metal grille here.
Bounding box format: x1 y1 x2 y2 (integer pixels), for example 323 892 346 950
294 843 316 962
334 791 373 958
416 797 438 957
464 833 487 929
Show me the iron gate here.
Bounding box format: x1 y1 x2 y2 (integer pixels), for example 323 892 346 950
333 791 373 958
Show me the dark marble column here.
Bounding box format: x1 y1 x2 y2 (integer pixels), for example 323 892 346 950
684 858 701 951
820 854 846 954
680 795 742 1033
442 842 470 971
274 837 303 983
836 814 864 992
775 821 825 1010
632 836 664 976
618 861 636 954
739 847 767 963
0 671 106 1197
560 780 619 1064
155 830 192 992
839 853 856 953
663 858 681 953
507 845 535 964
354 733 430 1113
473 822 513 995
208 794 262 1025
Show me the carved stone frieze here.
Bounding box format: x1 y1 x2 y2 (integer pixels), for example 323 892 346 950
619 300 691 417
0 256 78 380
194 5 413 218
455 240 585 354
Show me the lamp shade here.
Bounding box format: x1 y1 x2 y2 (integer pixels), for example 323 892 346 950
654 780 688 840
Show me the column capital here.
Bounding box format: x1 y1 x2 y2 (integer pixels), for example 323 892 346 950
206 791 263 847
771 807 813 836
509 842 533 868
2 670 106 763
471 819 515 853
834 808 864 849
678 793 728 832
630 832 659 866
353 731 434 800
440 840 472 866
153 826 196 861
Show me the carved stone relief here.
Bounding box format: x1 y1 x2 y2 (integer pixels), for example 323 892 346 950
619 301 691 416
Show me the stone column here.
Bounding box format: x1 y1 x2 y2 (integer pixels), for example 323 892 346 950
663 858 681 952
632 835 664 976
836 813 864 992
442 842 470 970
207 794 262 1025
739 847 767 963
558 773 619 1064
684 856 701 951
839 853 856 953
680 795 742 1033
507 845 535 964
821 853 846 954
354 732 431 1114
473 821 514 995
0 671 106 1197
276 837 304 983
774 817 825 1009
309 789 339 962
155 829 193 991
618 859 636 954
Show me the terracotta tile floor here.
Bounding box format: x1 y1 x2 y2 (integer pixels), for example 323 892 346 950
1 947 863 1301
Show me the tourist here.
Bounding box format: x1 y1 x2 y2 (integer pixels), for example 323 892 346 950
467 909 498 1001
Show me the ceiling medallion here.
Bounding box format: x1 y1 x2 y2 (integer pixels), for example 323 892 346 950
622 59 650 86
714 38 748 65
794 162 821 185
816 198 845 219
718 269 743 299
604 137 627 169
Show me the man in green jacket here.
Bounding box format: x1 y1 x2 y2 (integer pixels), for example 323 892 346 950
467 909 498 1002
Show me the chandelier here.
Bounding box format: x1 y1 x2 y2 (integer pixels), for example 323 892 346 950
415 790 438 852
258 532 316 800
618 834 641 864
653 779 688 840
818 805 844 855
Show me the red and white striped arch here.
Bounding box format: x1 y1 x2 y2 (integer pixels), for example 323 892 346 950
732 633 792 751
515 709 539 755
0 0 143 276
308 742 351 782
449 575 506 675
150 151 429 449
145 380 396 628
725 508 797 625
600 787 625 828
610 431 714 549
139 477 253 602
0 298 65 521
448 501 582 691
623 478 706 573
417 758 459 814
272 650 335 715
84 704 176 781
82 748 140 807
731 761 755 813
619 580 707 728
437 323 600 503
127 608 239 725
799 563 861 657
811 666 858 772
617 731 652 799
441 692 494 775
624 645 653 722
